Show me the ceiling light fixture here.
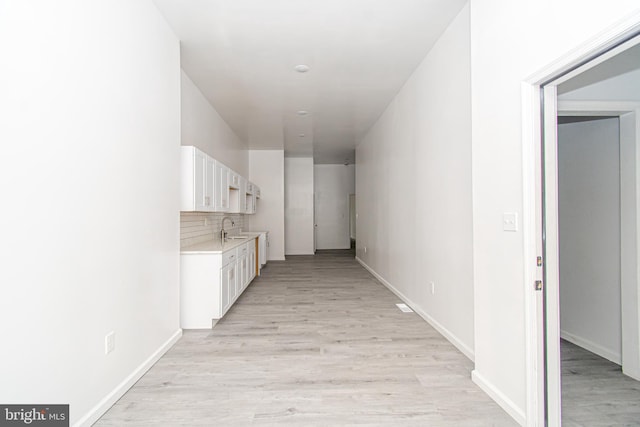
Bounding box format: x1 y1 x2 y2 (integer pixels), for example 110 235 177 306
294 64 310 73
297 110 308 116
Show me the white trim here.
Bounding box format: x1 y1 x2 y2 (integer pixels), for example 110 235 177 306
471 370 526 427
543 84 563 427
356 257 474 361
558 100 640 115
521 82 545 427
73 329 183 427
560 330 621 365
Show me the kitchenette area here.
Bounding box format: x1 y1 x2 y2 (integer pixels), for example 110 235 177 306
180 145 269 329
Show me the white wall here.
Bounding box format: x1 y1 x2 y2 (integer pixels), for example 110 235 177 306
314 164 356 250
285 158 315 255
181 71 248 176
0 1 181 425
560 67 640 102
470 0 639 422
558 118 621 362
248 150 286 260
356 3 474 358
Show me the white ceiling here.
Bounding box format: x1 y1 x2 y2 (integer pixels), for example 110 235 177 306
153 0 467 164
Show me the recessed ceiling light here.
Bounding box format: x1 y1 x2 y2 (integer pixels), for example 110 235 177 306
297 110 308 116
294 64 310 73
298 133 305 137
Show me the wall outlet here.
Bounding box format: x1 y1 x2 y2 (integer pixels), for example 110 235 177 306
430 282 435 295
105 331 115 355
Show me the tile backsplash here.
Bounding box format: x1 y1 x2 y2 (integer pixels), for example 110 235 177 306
180 212 245 249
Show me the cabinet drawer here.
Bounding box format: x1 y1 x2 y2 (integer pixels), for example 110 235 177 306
222 249 237 267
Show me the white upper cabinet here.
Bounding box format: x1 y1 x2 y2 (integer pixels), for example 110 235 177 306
228 170 241 189
181 146 215 211
228 174 246 214
237 177 248 213
181 145 259 214
215 162 229 212
245 181 256 214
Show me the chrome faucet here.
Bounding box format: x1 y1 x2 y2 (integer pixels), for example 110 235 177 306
220 216 234 242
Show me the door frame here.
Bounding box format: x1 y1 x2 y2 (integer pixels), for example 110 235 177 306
521 15 640 427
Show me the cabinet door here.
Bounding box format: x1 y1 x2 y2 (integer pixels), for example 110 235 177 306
220 264 231 314
205 157 215 210
228 262 237 302
238 255 247 293
229 171 240 189
181 146 214 212
245 253 251 288
245 193 254 214
216 163 230 212
249 248 256 282
194 149 208 211
238 177 247 213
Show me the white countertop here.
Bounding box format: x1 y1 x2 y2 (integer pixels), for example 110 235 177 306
180 232 260 254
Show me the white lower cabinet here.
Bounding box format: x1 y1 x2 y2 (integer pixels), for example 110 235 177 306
247 241 256 284
180 238 257 329
220 261 235 314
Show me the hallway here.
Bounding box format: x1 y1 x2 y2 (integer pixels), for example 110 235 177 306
96 251 515 426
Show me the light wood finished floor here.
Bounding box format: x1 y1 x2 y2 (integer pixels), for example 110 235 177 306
561 339 640 426
96 250 516 426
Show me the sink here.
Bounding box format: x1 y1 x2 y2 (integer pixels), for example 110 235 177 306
226 236 247 240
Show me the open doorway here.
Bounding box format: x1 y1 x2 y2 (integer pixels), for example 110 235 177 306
555 114 639 425
313 164 356 252
531 33 640 425
349 193 356 249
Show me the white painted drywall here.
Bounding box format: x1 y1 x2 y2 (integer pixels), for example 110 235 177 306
247 150 286 260
560 67 640 102
470 0 639 421
284 158 315 255
181 71 249 176
0 1 181 425
558 118 621 363
356 4 474 358
314 164 355 250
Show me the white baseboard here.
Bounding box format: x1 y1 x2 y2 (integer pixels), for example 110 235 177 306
74 329 183 427
472 370 526 426
560 330 621 365
356 257 474 360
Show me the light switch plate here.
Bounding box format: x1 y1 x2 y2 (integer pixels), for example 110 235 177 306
503 212 518 232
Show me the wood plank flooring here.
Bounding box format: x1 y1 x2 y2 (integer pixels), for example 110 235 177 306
96 250 516 426
561 339 640 426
